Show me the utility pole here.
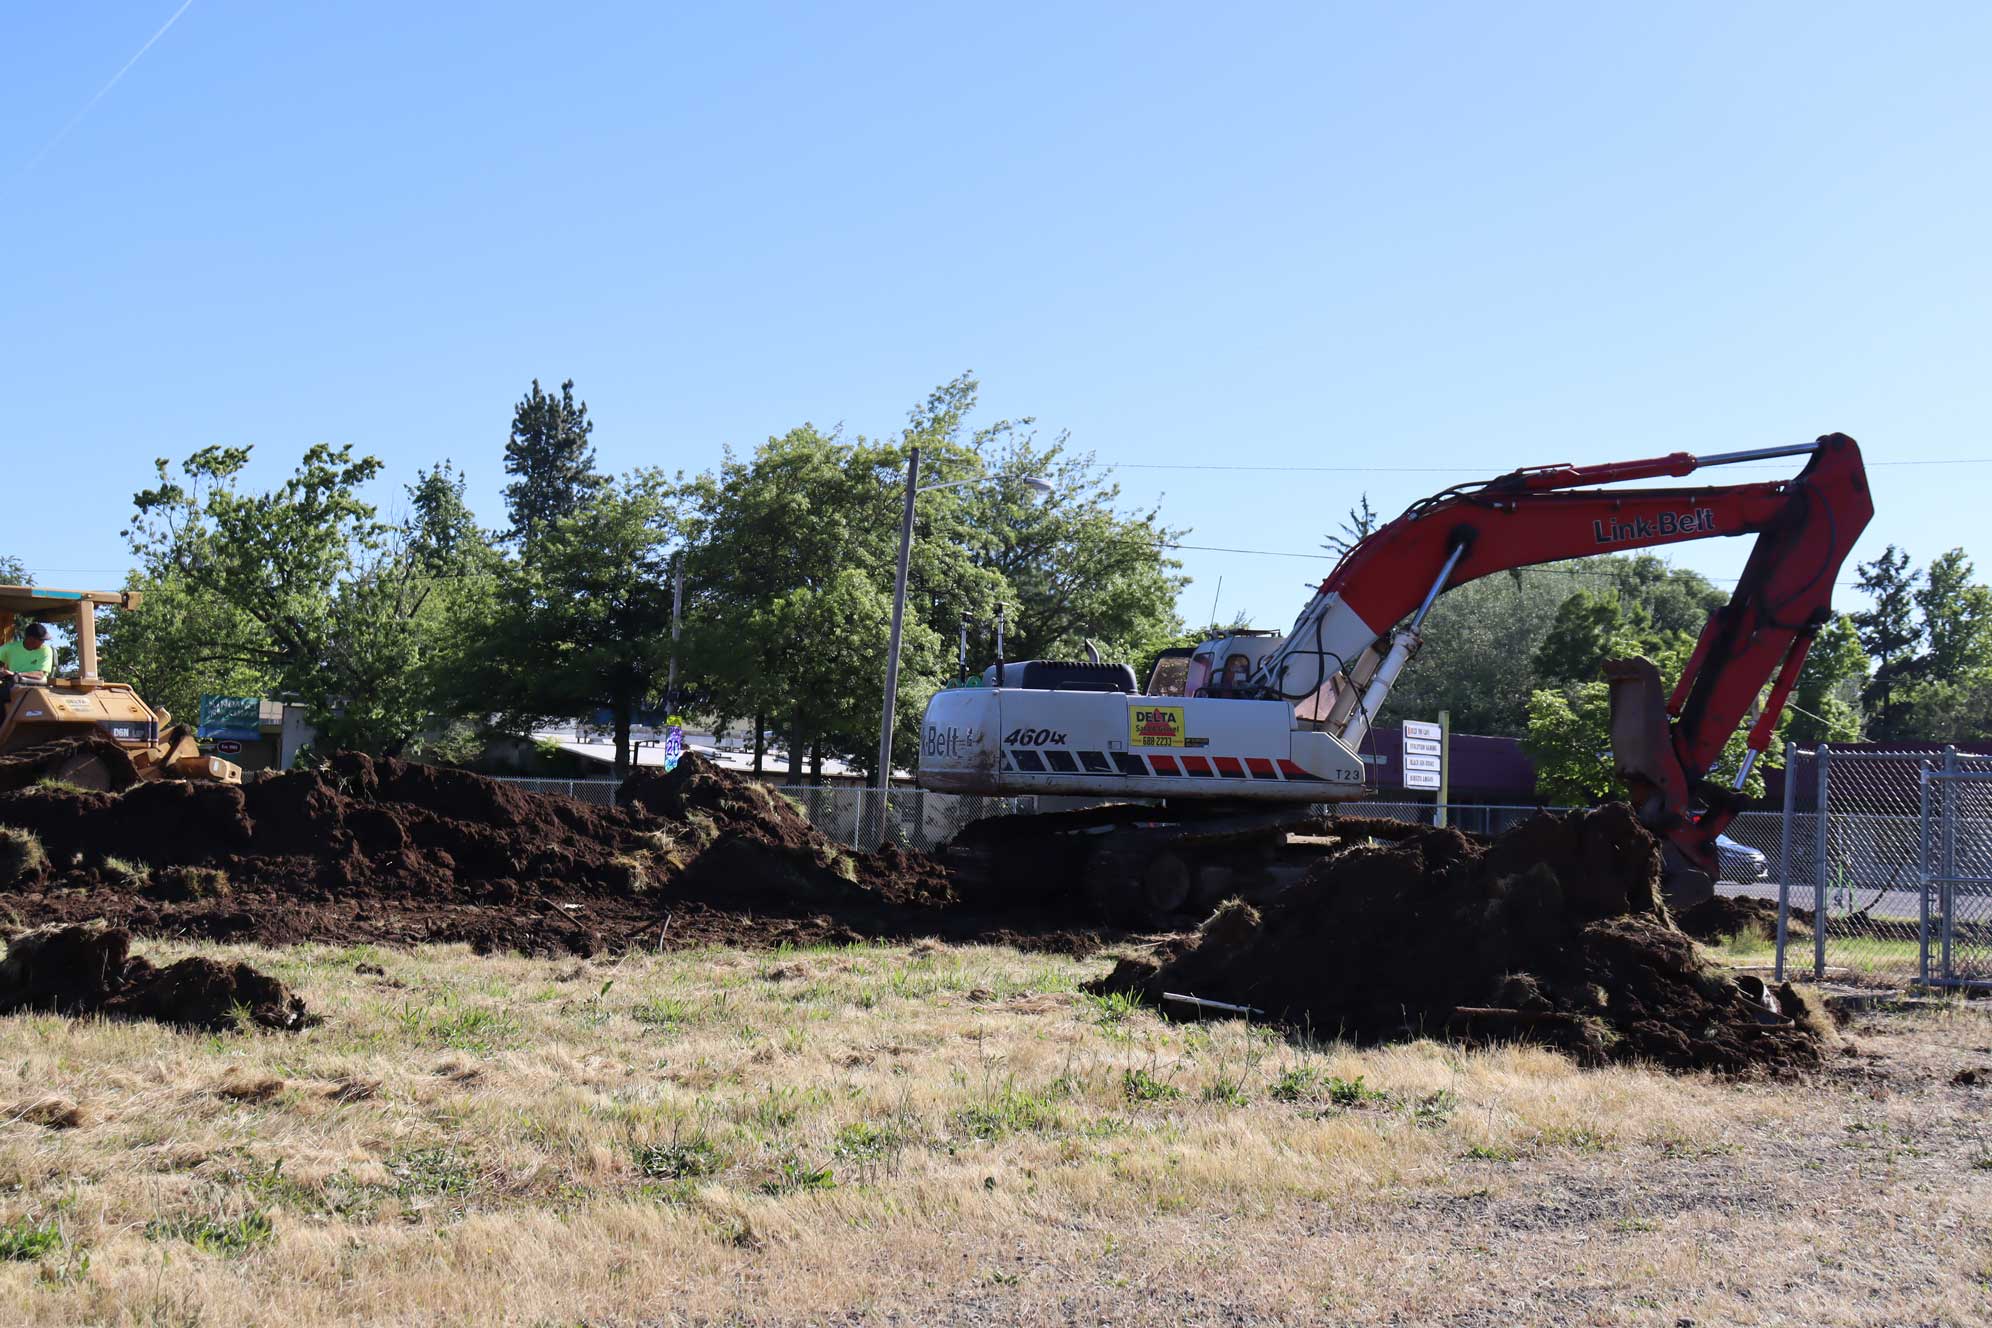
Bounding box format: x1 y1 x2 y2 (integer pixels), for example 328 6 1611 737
665 554 685 713
877 446 921 793
1435 708 1451 829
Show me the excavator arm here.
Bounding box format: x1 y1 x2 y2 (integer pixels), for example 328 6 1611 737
1250 434 1872 900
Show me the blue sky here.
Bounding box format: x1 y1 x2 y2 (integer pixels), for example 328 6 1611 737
5 2 1988 634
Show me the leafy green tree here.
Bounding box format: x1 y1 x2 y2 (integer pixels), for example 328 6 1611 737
0 556 28 586
679 414 1000 779
1897 677 1992 742
474 472 678 777
1382 556 1713 738
1853 545 1923 738
1522 683 1618 804
123 444 481 754
503 378 603 555
1787 613 1868 744
1532 589 1673 688
944 384 1186 666
95 570 277 726
1915 549 1992 685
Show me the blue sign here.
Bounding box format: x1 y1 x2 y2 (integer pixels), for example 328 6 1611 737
197 695 262 742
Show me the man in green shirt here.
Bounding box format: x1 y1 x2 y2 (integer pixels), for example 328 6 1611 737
0 622 53 711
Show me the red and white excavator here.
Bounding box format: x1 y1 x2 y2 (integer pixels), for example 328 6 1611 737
918 433 1873 919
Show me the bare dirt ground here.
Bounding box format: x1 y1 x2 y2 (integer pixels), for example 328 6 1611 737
0 939 1987 1327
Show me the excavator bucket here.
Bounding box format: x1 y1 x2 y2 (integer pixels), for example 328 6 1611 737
1604 656 1715 910
1603 656 1683 825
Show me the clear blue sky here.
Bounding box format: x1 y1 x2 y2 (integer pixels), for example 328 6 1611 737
5 2 1988 635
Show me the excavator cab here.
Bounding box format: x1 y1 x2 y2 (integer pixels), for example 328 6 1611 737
0 586 241 790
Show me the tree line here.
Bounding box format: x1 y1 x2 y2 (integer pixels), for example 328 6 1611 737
87 374 1188 778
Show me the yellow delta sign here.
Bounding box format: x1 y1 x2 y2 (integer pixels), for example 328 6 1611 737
1129 704 1185 748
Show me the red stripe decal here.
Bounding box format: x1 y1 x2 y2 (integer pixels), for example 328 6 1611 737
1181 756 1212 776
1245 758 1277 779
1148 755 1182 776
1213 757 1244 778
1277 759 1320 782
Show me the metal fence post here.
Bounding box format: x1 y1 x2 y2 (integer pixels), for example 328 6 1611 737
1919 766 1933 989
1814 742 1829 980
1943 746 1958 984
1776 740 1796 982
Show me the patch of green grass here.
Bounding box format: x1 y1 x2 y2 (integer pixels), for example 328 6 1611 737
635 1135 724 1181
145 1211 274 1257
954 1085 1060 1140
832 1120 902 1164
761 1154 836 1195
392 1001 518 1053
1269 1066 1324 1102
1411 1089 1459 1128
1200 1076 1248 1107
0 1215 62 1262
388 1147 475 1199
631 996 696 1028
1121 1068 1181 1103
1462 1143 1518 1162
1087 990 1144 1026
1325 1075 1387 1108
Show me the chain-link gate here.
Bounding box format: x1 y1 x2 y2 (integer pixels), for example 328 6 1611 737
1919 762 1992 989
1777 745 1992 983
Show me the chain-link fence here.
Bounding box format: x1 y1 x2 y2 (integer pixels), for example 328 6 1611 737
1774 746 1992 985
490 777 622 807
1919 764 1992 989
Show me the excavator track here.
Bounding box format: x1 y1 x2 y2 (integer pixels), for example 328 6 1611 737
943 802 1334 927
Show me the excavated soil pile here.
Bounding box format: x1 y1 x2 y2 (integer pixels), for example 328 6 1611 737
0 746 1077 956
1675 894 1812 943
0 923 311 1031
1090 804 1830 1075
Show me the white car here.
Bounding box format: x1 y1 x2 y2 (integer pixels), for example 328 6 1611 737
1716 834 1768 883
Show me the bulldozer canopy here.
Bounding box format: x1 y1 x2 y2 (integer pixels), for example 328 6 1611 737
0 586 139 622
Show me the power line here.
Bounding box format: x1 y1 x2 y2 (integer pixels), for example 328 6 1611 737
1159 542 1862 587
1110 457 1992 474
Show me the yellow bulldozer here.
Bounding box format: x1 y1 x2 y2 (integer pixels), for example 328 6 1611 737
0 585 241 790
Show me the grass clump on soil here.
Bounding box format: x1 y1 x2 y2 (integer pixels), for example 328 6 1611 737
1090 804 1831 1076
0 826 45 885
0 922 311 1031
144 1210 275 1258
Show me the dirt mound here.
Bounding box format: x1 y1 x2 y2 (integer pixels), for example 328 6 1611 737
0 746 1071 956
1090 805 1829 1075
1675 894 1813 942
0 923 311 1031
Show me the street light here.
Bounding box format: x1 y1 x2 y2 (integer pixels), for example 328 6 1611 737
877 447 1051 793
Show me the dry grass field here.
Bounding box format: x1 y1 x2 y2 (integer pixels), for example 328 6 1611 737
0 938 1988 1327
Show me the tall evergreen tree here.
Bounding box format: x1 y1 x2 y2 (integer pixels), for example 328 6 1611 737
1852 545 1923 738
503 378 603 554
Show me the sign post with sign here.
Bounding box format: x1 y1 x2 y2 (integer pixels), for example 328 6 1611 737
197 696 261 743
1401 717 1449 825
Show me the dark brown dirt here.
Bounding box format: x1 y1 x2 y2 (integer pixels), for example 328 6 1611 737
1089 805 1831 1075
0 923 311 1031
1675 894 1812 942
0 747 1098 958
